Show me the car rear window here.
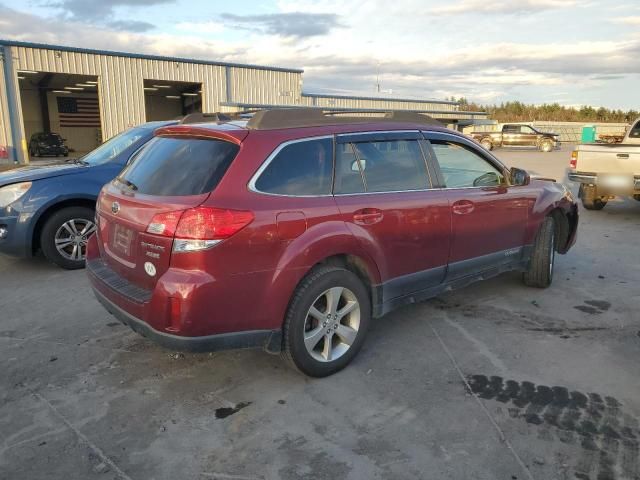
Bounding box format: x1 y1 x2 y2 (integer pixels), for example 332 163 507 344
117 137 239 196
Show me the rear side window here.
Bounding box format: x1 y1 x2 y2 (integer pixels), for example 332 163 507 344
344 139 429 193
117 137 239 196
430 141 505 188
629 121 640 139
254 138 333 195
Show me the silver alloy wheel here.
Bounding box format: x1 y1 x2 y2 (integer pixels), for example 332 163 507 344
542 142 552 152
54 218 96 261
303 286 360 363
481 140 492 150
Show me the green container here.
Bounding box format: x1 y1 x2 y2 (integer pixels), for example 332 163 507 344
581 125 596 143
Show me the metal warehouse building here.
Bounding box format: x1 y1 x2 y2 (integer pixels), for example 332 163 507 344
0 40 487 164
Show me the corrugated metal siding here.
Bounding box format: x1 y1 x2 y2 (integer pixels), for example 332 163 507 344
228 66 302 106
302 94 459 112
11 45 251 139
0 54 11 159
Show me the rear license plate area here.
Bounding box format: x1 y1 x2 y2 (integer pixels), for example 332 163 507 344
112 224 134 257
598 174 634 190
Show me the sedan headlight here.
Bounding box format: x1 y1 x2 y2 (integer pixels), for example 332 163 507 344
0 182 32 208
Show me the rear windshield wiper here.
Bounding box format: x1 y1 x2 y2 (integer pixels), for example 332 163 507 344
120 178 139 191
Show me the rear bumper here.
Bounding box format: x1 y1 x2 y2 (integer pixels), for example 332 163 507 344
568 171 597 184
568 171 640 193
93 287 281 353
86 238 283 353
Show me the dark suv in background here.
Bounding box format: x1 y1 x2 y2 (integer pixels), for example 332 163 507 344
28 132 69 157
87 109 578 377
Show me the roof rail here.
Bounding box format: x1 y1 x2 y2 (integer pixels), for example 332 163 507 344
180 112 240 124
245 108 442 130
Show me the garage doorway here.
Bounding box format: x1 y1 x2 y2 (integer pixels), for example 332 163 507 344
144 80 202 121
17 71 102 161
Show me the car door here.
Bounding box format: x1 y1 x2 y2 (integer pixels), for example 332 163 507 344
501 125 520 146
519 126 539 147
423 132 528 280
333 131 451 302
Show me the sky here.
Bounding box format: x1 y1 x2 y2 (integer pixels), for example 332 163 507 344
0 0 638 109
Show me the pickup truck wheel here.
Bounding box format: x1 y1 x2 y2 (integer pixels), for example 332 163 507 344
480 139 493 151
523 216 555 288
40 206 96 270
580 185 607 210
282 265 370 377
539 140 553 153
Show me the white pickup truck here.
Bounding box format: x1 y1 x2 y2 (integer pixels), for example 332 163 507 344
569 118 640 210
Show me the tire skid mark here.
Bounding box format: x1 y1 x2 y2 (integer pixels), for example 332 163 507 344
467 375 640 480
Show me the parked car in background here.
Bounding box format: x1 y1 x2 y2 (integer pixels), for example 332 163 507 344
28 132 69 157
569 118 640 210
0 120 176 269
87 108 578 377
470 124 560 152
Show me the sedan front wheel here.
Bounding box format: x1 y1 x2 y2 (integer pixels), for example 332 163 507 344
40 206 96 270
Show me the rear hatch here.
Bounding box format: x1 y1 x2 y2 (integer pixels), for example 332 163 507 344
96 132 242 291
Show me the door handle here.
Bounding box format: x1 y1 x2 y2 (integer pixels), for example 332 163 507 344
353 208 383 225
452 200 475 215
617 153 629 159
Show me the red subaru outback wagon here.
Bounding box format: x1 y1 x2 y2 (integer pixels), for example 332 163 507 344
87 109 578 377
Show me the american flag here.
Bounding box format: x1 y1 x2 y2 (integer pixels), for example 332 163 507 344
57 97 101 127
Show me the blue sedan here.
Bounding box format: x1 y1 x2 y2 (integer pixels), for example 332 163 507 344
0 120 176 269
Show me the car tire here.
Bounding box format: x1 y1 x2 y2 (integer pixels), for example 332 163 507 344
523 216 556 288
540 140 553 152
480 139 493 151
33 147 40 157
580 185 607 210
40 206 96 270
282 265 371 377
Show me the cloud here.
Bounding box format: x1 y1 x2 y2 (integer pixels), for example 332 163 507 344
52 0 173 19
1 3 637 108
219 12 343 38
45 0 173 31
430 0 578 15
610 16 640 25
107 19 156 32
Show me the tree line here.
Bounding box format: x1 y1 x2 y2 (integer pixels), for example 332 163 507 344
452 98 638 123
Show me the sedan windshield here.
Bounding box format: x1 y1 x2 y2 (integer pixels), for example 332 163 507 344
80 128 147 166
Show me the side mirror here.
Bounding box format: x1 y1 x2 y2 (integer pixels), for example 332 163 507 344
510 167 530 186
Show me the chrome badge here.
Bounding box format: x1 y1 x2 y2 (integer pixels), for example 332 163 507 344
111 201 120 214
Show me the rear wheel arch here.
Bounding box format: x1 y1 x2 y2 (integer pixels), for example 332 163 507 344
32 198 96 254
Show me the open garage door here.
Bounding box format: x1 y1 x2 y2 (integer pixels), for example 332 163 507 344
18 71 101 161
144 79 201 121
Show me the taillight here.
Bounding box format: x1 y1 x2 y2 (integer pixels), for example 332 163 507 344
147 211 183 237
570 151 578 169
0 146 7 159
147 207 254 252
